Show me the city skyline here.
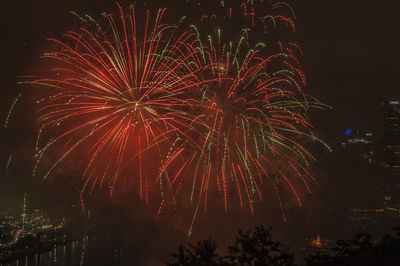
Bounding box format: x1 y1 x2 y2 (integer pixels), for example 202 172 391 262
1 0 400 265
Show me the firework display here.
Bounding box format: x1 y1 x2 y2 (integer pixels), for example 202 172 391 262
27 0 328 218
32 4 198 202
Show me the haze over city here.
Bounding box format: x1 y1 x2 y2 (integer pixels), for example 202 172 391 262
1 1 400 265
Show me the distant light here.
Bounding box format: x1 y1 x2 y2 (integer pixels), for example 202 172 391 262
344 128 352 135
389 100 400 105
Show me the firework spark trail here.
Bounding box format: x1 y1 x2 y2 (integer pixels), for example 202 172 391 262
4 93 22 129
157 0 330 225
26 1 329 224
4 155 12 175
31 4 208 203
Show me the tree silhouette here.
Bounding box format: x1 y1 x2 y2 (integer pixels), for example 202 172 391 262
166 226 294 266
167 226 400 265
305 227 400 266
166 238 226 266
226 226 294 266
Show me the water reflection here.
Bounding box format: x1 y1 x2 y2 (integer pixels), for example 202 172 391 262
0 235 122 266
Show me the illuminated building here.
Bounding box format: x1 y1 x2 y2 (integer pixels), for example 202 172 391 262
309 235 329 248
341 128 374 146
340 128 376 163
383 100 400 168
21 193 27 236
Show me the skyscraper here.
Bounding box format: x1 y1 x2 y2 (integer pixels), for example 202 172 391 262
383 100 400 168
21 193 27 235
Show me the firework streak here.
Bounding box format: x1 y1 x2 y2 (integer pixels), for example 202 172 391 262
29 1 329 220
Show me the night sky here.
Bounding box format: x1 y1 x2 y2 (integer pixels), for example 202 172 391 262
294 0 400 140
2 1 400 136
1 0 400 264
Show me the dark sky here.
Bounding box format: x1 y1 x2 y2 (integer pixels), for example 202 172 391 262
2 0 400 139
1 0 400 264
294 0 400 139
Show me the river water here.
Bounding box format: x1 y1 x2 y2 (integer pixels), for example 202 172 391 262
0 236 127 266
